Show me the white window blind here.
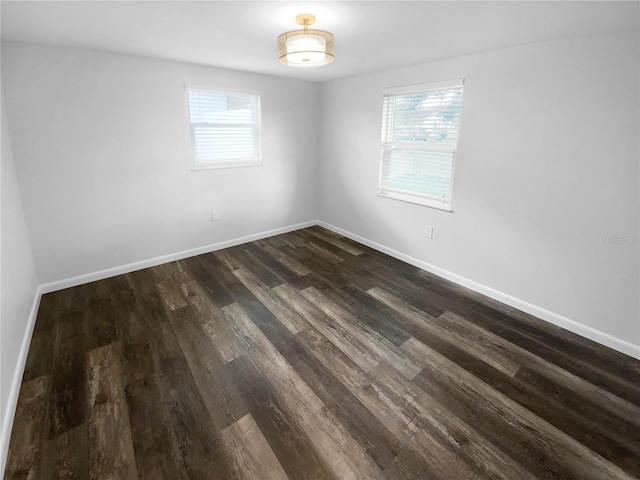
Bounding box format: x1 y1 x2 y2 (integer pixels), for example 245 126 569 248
187 88 262 169
378 79 464 211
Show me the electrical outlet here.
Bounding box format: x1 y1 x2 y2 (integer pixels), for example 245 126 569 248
424 225 434 239
211 209 220 222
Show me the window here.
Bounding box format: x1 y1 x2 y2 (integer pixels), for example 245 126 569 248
186 87 262 169
378 79 464 211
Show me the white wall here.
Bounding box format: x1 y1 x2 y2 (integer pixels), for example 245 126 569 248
1 42 319 284
0 90 39 466
318 31 640 349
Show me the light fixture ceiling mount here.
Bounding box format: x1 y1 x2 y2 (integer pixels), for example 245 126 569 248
278 13 334 68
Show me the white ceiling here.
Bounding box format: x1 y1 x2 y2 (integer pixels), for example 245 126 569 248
1 1 638 82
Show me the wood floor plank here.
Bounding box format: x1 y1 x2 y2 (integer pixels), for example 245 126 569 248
397 266 640 404
226 355 336 480
484 310 640 406
168 305 249 432
110 288 156 387
223 303 386 480
220 413 289 480
47 365 87 442
289 246 375 291
414 268 640 384
273 283 380 372
371 362 538 480
295 327 419 444
434 311 522 376
230 284 400 471
32 292 57 333
315 250 373 284
302 286 422 379
307 225 345 239
302 405 387 480
226 246 284 289
255 240 310 276
330 242 390 271
222 302 325 414
303 227 365 256
510 367 640 476
156 278 188 311
4 376 48 480
374 302 640 474
180 256 237 308
87 342 138 480
363 367 490 480
411 354 585 480
365 264 447 318
297 270 337 292
304 240 345 264
261 234 288 248
124 377 188 480
243 243 310 290
95 274 131 295
213 249 245 272
407 430 488 480
180 280 245 363
151 260 193 287
296 326 483 479
48 309 87 439
160 380 234 479
233 267 309 334
86 297 118 351
40 423 88 480
435 309 640 428
129 269 235 479
271 332 400 470
369 287 522 377
321 284 412 347
402 337 638 480
278 231 306 248
83 283 119 352
199 252 243 287
51 286 85 316
21 329 55 383
128 271 191 385
382 447 441 480
297 230 365 262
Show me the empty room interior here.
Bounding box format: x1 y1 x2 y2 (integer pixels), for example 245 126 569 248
1 1 639 478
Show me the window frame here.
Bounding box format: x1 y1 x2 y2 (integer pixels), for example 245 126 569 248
185 84 263 170
377 79 464 212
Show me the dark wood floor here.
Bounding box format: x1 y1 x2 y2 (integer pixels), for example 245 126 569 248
5 226 640 479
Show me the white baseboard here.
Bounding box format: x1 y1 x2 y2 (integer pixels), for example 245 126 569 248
40 220 318 294
318 221 640 360
0 286 43 474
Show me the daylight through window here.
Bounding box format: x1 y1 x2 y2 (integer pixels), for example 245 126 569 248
378 79 464 211
187 88 262 169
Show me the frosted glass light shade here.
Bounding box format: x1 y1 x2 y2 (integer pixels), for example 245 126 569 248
286 34 326 64
278 29 334 68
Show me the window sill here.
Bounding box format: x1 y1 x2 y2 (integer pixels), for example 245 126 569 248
377 190 453 212
191 160 263 171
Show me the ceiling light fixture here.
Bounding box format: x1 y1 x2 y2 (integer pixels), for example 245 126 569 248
278 14 334 68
